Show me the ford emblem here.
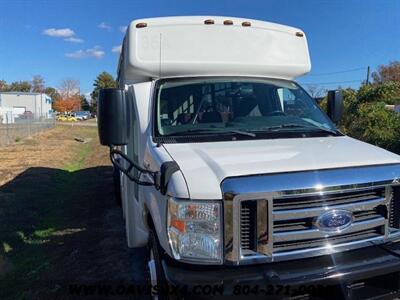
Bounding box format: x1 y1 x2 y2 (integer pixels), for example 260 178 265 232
315 209 353 232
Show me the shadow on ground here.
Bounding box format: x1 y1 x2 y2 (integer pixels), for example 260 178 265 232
0 166 148 299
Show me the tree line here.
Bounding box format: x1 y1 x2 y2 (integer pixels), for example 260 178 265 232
0 72 118 114
1 63 399 155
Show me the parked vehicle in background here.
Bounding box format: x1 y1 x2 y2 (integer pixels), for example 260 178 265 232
57 113 77 122
74 111 88 121
17 111 34 120
98 16 400 299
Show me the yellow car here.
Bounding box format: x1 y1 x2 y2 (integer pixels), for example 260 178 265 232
57 115 67 121
57 114 77 122
66 115 77 122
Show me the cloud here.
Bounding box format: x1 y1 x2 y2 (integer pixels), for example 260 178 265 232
42 28 75 38
66 46 105 59
112 45 122 54
119 26 128 33
98 22 112 31
64 37 84 43
43 27 84 43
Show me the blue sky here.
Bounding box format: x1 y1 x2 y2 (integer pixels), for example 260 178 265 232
0 0 399 96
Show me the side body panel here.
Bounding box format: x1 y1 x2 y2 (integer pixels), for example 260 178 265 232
121 81 189 254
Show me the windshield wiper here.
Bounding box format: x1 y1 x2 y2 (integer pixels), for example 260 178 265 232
226 129 256 137
262 123 307 131
165 128 256 138
309 127 341 136
260 124 340 136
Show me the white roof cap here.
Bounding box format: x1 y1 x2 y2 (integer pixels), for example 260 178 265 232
119 16 311 82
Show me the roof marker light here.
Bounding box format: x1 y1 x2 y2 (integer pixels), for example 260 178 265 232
204 19 215 25
136 23 147 28
223 20 233 25
296 31 304 37
242 21 251 27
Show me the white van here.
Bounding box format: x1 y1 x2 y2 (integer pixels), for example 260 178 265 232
98 16 400 299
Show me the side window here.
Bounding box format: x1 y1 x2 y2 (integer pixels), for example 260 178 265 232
160 86 195 126
277 87 308 117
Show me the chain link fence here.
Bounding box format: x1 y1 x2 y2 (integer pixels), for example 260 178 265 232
0 112 56 147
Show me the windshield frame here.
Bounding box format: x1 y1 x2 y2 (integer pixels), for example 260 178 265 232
152 76 341 143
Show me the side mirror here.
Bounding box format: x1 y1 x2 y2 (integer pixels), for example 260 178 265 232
97 88 129 146
327 90 343 123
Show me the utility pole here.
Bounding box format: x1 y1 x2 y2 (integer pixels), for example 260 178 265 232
366 66 370 85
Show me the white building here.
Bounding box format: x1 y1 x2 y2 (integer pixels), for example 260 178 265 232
0 92 53 121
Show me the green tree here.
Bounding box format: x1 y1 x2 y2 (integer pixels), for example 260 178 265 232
337 88 358 134
44 87 61 101
340 78 400 154
91 71 117 113
44 87 60 112
8 81 32 92
347 102 400 153
317 82 400 154
0 80 8 91
80 95 90 111
357 81 400 105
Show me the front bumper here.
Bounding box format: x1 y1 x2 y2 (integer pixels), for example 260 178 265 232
162 243 400 299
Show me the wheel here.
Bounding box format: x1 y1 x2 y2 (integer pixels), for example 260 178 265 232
112 166 122 206
148 231 170 300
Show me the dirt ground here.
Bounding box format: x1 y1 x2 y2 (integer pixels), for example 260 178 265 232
0 125 148 299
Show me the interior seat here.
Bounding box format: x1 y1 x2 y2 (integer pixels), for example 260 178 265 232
235 96 258 117
198 111 223 123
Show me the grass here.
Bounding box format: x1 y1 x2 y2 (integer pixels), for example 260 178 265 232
33 228 56 239
0 166 83 299
2 243 12 253
64 142 92 172
0 125 110 300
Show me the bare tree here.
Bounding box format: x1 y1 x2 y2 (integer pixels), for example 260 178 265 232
59 79 80 98
307 85 324 98
31 75 45 93
372 61 400 84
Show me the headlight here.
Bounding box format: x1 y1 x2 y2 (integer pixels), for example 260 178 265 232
167 198 222 264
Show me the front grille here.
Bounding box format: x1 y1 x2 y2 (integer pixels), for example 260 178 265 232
274 229 382 252
273 188 385 210
390 187 400 229
236 185 400 262
223 164 400 264
240 201 257 251
272 187 387 254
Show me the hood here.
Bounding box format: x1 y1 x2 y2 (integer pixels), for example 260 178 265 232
163 136 400 199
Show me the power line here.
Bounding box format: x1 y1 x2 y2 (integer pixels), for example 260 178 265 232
301 79 364 85
307 67 366 76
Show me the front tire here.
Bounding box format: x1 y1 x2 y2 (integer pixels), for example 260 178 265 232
148 231 170 300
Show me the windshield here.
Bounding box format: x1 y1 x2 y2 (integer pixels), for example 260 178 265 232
155 77 338 140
